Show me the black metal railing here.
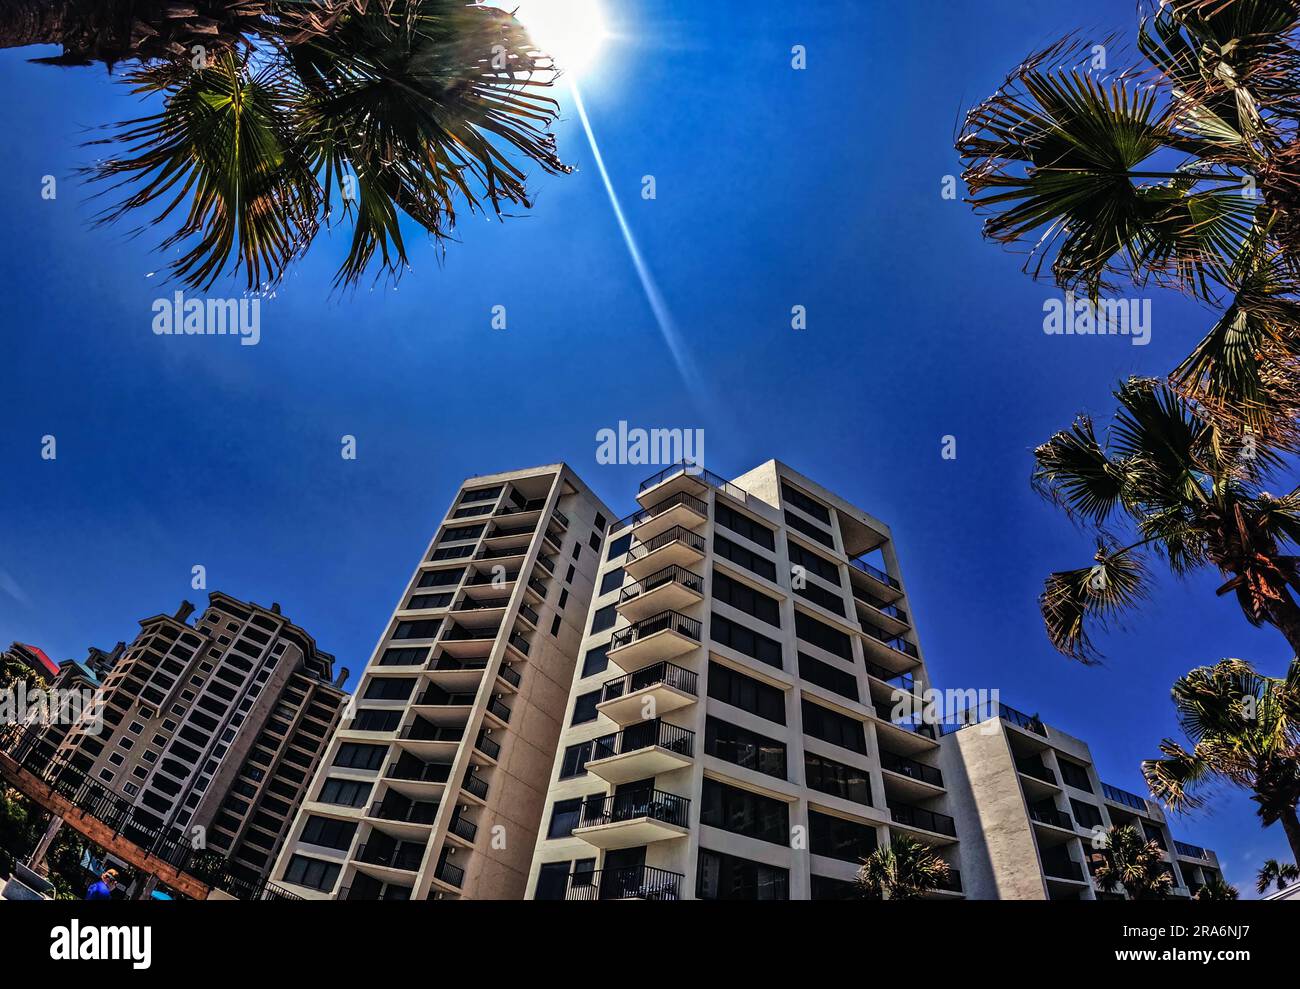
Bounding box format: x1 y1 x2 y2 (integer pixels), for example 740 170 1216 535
998 704 1048 736
864 662 916 691
386 760 453 785
443 625 499 642
498 664 522 688
565 864 684 901
356 843 424 872
448 813 478 843
1029 805 1074 830
415 687 476 707
431 655 488 673
888 801 957 837
369 800 438 825
848 556 902 590
435 857 465 888
627 525 706 563
488 522 536 540
873 704 938 739
855 590 909 624
552 508 570 529
536 555 556 574
518 604 540 626
638 463 745 500
1017 758 1058 785
860 621 920 658
601 661 698 703
477 544 528 561
475 730 500 760
618 565 704 606
1102 782 1148 811
398 722 464 744
508 632 531 656
617 490 710 531
487 696 512 723
453 596 511 612
578 789 691 829
496 498 546 517
466 569 519 587
1175 840 1209 860
462 772 489 800
591 720 695 761
609 611 702 652
880 750 943 787
527 577 549 598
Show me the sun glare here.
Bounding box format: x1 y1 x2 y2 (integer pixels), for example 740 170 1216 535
512 0 610 74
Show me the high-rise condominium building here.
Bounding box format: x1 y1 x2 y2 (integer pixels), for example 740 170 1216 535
527 460 958 900
942 705 1224 899
53 593 348 886
272 465 614 900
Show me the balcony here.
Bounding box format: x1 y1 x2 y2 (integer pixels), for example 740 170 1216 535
636 462 745 506
396 721 464 756
426 655 488 692
617 564 704 622
485 695 512 725
552 508 570 530
476 543 529 565
517 603 540 628
1042 857 1086 883
384 759 453 798
624 526 706 580
597 661 698 726
1017 757 1058 786
434 853 465 890
484 521 537 549
888 801 957 840
507 631 532 657
474 730 501 762
464 568 519 591
1029 804 1076 835
607 610 702 673
440 625 499 659
447 812 478 846
933 867 963 896
543 527 564 554
880 749 944 790
572 789 691 849
449 596 511 627
565 864 684 901
367 799 438 839
625 490 709 543
355 841 424 875
497 663 522 690
1175 840 1209 861
860 622 921 666
848 556 904 603
525 576 549 602
853 591 910 637
585 720 695 784
1102 782 1149 812
461 771 490 802
496 498 546 519
412 686 476 725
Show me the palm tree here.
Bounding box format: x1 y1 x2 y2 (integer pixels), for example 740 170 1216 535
855 835 951 900
1256 857 1300 892
956 1 1300 448
1090 824 1175 900
1035 377 1300 662
0 648 48 694
1194 875 1240 900
1 1 571 289
1143 657 1300 862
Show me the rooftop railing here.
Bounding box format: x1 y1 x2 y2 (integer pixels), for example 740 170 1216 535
638 463 746 501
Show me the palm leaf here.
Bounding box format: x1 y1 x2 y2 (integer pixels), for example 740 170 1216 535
1040 542 1149 662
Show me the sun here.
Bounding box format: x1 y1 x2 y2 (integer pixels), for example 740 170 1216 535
511 0 610 74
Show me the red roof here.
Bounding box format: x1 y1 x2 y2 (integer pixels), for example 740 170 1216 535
18 643 59 678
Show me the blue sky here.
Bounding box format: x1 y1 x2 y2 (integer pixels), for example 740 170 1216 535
0 0 1292 893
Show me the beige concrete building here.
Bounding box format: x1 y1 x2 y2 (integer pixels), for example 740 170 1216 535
52 593 348 887
527 461 960 900
271 465 614 900
941 706 1224 900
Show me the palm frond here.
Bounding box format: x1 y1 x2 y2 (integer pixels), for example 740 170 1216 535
1040 542 1149 662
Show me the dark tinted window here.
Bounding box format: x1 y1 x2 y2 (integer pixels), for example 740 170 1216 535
707 661 785 724
795 611 852 660
715 503 776 551
705 717 787 779
712 613 783 669
781 483 832 524
798 653 858 702
801 699 866 754
714 534 777 582
805 752 871 805
697 849 788 900
810 810 877 862
713 570 781 627
700 779 789 845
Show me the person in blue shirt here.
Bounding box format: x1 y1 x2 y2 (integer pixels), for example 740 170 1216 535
85 869 118 900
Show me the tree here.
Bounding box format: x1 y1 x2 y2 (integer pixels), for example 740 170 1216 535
1034 377 1300 663
0 648 48 694
1090 824 1175 900
956 1 1300 448
0 2 571 289
855 835 951 900
1256 857 1300 892
1194 875 1240 900
1144 657 1300 862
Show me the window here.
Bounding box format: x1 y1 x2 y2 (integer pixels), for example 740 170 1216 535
406 593 453 611
711 613 783 669
589 532 601 551
606 532 632 560
697 849 788 900
705 717 787 779
364 678 414 702
1059 760 1093 792
700 779 789 845
558 589 570 609
535 861 573 900
715 503 776 551
801 699 866 754
805 752 872 805
713 534 777 582
787 541 841 585
590 604 618 635
571 691 601 725
794 580 846 617
559 740 605 779
284 855 340 893
378 647 426 667
599 568 624 596
581 645 609 679
417 568 463 588
784 510 835 548
810 811 878 862
550 615 562 637
595 513 608 531
393 619 442 640
350 709 401 732
798 653 858 702
333 743 386 771
460 484 502 504
810 874 857 900
707 661 785 724
301 815 357 851
571 544 581 560
1070 799 1104 829
319 777 372 808
713 570 781 627
781 482 832 524
441 523 486 543
795 611 852 660
565 564 576 583
429 545 474 562
547 798 584 839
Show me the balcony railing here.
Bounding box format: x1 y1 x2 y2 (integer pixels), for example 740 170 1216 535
856 591 909 624
398 722 464 744
498 664 522 688
1175 840 1209 860
488 696 512 723
864 662 916 691
453 596 511 612
1029 805 1074 830
616 490 709 531
369 800 439 825
488 523 536 539
536 555 557 574
627 525 706 563
435 857 465 888
356 843 424 872
431 655 488 673
592 719 695 761
880 750 943 787
462 772 489 800
415 688 476 707
443 626 498 642
873 704 938 739
449 813 478 843
477 544 528 561
638 462 745 499
527 577 549 598
496 498 546 516
475 730 500 760
466 569 519 586
609 611 702 652
518 604 540 626
552 508 570 529
578 789 691 829
1102 782 1148 811
619 565 704 605
848 556 901 590
565 864 684 901
861 622 920 658
888 801 956 837
508 632 531 656
1017 758 1058 785
1043 858 1085 882
601 661 698 703
386 760 453 785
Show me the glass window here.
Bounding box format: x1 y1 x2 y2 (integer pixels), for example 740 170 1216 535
700 779 789 845
599 568 625 596
711 613 783 669
707 661 785 724
571 690 601 726
285 855 340 892
801 699 866 753
705 717 787 779
697 849 788 900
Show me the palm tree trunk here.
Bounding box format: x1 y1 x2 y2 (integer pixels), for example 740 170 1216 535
0 1 114 51
1280 807 1300 866
1265 597 1300 663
